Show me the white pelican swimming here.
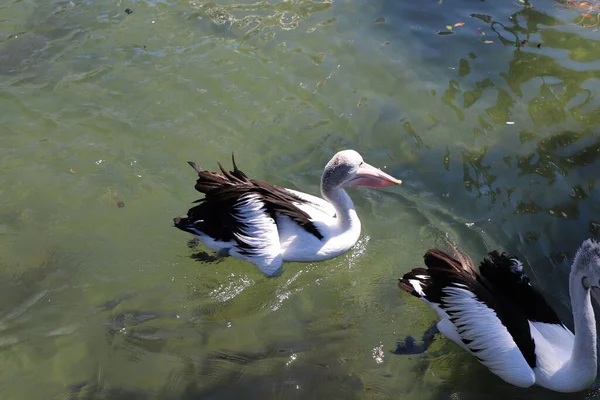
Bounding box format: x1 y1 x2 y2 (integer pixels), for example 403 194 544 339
396 240 600 393
174 149 402 276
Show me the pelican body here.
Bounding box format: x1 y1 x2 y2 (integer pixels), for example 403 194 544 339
396 240 600 393
174 150 402 276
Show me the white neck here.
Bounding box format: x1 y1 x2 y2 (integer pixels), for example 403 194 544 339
561 271 598 389
321 186 360 231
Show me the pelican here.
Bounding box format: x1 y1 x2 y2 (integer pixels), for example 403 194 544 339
396 239 600 393
173 150 402 276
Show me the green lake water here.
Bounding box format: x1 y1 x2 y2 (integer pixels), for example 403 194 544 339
2 0 600 398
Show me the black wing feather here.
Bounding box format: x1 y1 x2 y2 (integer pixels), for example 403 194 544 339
479 251 563 325
174 154 324 245
399 246 541 368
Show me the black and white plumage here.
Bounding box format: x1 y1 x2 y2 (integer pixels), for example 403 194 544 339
173 150 402 276
397 240 600 393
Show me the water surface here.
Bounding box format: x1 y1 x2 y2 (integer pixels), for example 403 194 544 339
1 0 600 398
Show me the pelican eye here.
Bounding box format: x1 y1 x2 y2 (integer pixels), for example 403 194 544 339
582 276 591 289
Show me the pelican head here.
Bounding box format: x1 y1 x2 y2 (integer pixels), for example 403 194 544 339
321 150 402 191
572 239 600 303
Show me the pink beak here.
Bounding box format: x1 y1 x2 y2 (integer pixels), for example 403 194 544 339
348 162 402 188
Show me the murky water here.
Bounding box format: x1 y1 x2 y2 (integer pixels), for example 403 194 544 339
2 0 600 398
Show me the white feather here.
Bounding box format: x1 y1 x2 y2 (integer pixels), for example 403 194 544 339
411 290 472 353
276 214 361 262
184 226 234 255
408 279 426 296
437 318 471 352
228 194 283 277
530 322 574 362
284 188 336 218
527 322 593 392
439 286 536 388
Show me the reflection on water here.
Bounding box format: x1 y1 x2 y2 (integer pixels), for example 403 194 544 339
2 0 600 398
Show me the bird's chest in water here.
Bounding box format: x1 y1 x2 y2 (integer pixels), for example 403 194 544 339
277 219 329 256
277 217 360 262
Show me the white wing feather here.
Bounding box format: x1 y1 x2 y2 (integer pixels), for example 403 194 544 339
440 286 536 388
228 194 282 276
284 188 336 218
